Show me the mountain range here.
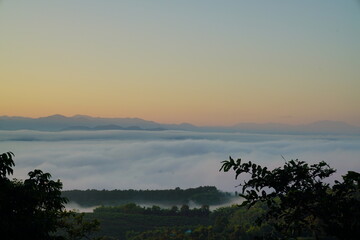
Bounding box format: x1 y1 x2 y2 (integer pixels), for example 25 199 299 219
0 115 359 135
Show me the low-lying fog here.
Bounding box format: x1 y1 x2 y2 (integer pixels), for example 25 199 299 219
65 197 245 213
1 130 359 193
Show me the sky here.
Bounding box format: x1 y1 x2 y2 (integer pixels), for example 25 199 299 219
1 0 359 126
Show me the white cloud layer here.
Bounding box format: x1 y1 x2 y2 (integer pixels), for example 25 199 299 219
1 130 359 192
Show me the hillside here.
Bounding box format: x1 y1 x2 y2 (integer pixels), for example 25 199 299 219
1 115 359 135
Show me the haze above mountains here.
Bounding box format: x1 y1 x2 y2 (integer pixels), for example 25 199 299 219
1 115 359 135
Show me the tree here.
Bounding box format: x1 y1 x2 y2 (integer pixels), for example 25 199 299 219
0 152 100 240
220 157 360 240
180 204 190 216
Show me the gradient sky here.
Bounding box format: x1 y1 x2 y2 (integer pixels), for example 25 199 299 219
1 0 359 126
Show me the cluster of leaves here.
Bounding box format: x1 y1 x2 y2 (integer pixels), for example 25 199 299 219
220 157 360 239
0 152 101 240
55 211 101 240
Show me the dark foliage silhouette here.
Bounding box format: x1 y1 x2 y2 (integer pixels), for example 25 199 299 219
220 157 360 239
0 152 100 240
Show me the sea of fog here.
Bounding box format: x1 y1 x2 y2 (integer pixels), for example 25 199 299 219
1 130 359 193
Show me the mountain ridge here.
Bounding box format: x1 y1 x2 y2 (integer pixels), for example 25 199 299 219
0 115 359 135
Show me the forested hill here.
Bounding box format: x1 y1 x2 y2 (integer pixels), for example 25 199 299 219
62 186 233 206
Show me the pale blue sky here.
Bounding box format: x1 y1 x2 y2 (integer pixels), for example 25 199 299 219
1 0 359 125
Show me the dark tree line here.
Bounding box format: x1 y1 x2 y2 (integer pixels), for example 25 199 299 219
62 186 231 206
94 202 211 217
124 204 273 240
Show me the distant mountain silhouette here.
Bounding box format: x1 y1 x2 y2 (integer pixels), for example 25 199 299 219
61 124 166 131
0 115 165 131
0 115 359 135
232 120 359 135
